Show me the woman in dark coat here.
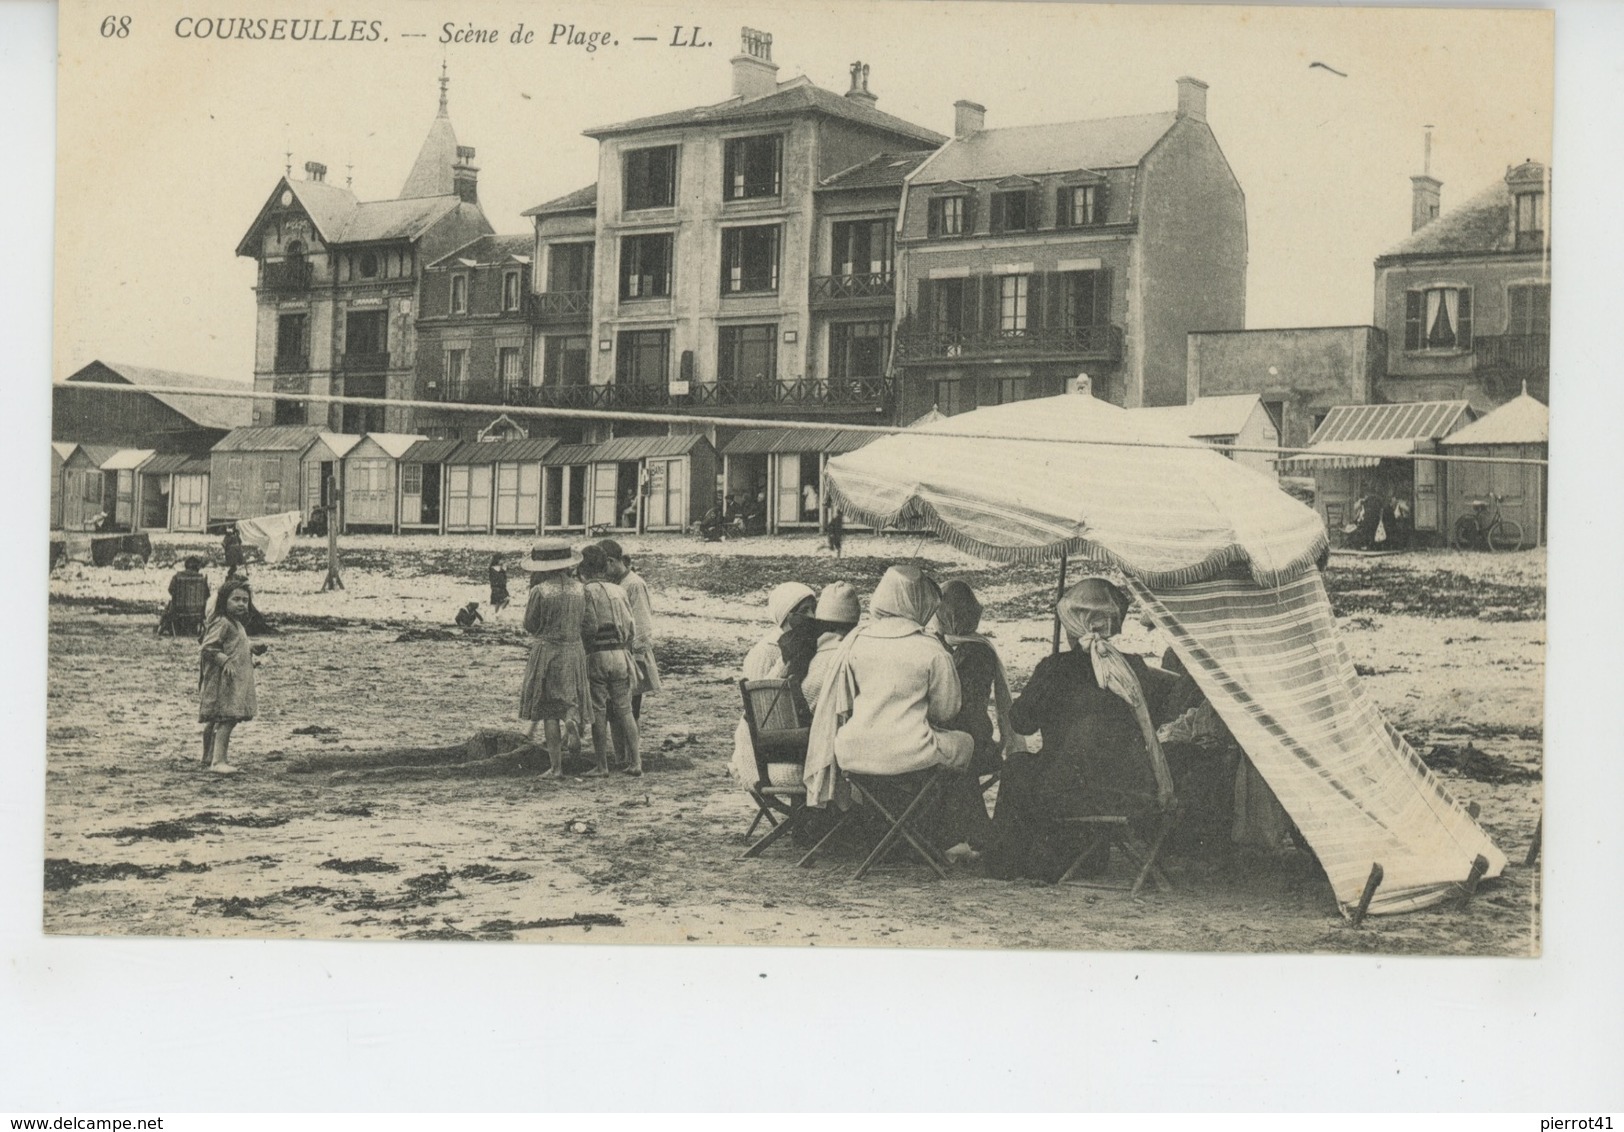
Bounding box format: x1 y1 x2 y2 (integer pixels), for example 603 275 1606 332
986 577 1175 881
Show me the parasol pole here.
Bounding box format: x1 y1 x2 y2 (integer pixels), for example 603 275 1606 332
1050 549 1069 655
321 471 345 592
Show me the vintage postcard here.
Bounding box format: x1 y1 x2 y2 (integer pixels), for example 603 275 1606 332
47 0 1551 955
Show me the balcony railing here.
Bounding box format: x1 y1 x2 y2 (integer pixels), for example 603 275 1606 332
1473 333 1549 373
340 351 391 373
273 352 308 374
529 290 593 322
499 377 893 411
895 323 1123 363
272 372 309 393
809 271 895 305
435 380 505 405
261 260 312 291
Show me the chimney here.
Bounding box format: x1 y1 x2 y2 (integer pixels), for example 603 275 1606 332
303 160 327 183
845 61 878 107
453 145 479 205
1176 76 1208 122
732 27 778 99
1410 175 1441 232
954 99 986 137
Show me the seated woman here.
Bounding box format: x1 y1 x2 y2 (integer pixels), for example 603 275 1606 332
728 581 818 786
985 577 1174 882
802 581 860 713
803 566 976 850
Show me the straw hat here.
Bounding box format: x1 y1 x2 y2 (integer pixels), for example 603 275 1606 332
814 581 861 626
517 540 582 573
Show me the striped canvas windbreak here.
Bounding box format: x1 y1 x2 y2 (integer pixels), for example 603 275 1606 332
1132 573 1506 915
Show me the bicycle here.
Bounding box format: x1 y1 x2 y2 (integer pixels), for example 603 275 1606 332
1451 493 1525 551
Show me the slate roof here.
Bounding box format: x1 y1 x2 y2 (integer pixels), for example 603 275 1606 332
543 443 602 466
428 233 533 269
212 426 324 454
400 105 460 199
63 361 254 433
819 152 935 191
399 439 465 464
140 453 210 476
914 111 1178 184
522 183 599 217
589 433 714 462
1132 394 1263 439
584 80 945 148
446 437 561 465
1379 164 1548 260
720 427 878 456
1440 391 1548 447
235 179 469 256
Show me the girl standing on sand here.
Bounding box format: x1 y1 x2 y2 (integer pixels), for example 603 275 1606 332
198 577 264 775
517 541 590 779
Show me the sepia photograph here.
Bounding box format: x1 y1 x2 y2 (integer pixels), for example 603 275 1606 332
42 0 1554 961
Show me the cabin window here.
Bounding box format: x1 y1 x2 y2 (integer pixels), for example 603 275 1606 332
1404 287 1473 351
620 233 673 299
721 225 780 294
401 464 423 495
624 145 677 210
723 134 783 200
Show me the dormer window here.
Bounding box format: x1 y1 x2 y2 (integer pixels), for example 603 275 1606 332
990 190 1033 234
1404 287 1472 351
450 273 468 315
723 134 783 200
1058 184 1106 227
928 195 968 237
1515 191 1545 250
502 270 522 312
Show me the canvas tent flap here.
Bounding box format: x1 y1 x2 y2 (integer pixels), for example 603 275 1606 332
823 393 1327 588
1131 573 1506 915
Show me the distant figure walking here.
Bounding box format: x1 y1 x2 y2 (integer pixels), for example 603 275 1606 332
222 524 245 572
198 577 265 775
826 508 845 558
488 555 510 613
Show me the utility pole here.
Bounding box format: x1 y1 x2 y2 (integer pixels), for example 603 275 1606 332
321 471 344 591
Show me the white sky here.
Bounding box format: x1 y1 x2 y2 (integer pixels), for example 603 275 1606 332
52 0 1552 383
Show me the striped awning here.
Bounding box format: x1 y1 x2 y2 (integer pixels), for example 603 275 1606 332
1278 437 1436 470
1280 400 1473 469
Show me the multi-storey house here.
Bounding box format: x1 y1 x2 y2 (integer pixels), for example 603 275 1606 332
1372 160 1550 408
892 77 1246 418
413 233 540 439
521 31 945 438
235 74 492 435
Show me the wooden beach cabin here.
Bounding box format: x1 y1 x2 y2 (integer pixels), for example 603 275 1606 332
1439 390 1547 548
343 433 426 533
396 439 463 533
59 444 119 531
720 428 876 533
585 434 716 534
540 443 598 534
1131 394 1280 479
137 453 211 532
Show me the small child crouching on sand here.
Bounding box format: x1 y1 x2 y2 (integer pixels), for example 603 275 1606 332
198 577 265 774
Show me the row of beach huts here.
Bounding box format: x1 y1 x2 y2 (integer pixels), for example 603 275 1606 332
48 423 888 538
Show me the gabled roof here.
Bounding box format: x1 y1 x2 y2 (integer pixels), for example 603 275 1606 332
51 442 77 462
65 444 121 468
1440 391 1548 447
63 361 254 433
235 178 468 255
399 439 466 464
140 452 209 476
1133 394 1264 440
819 151 935 192
522 183 599 217
312 432 362 461
355 433 429 460
584 81 945 148
212 426 324 454
590 433 714 462
99 448 156 471
427 233 532 269
1379 163 1548 259
914 111 1178 184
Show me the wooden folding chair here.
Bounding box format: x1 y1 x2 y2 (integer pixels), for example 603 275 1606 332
841 770 952 880
1056 754 1182 897
738 678 813 860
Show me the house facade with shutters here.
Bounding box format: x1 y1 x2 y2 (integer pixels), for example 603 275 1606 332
893 77 1247 419
515 32 945 442
234 72 493 436
1372 160 1550 408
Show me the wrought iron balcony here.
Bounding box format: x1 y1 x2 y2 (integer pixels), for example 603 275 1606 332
261 260 312 291
1473 333 1549 373
273 352 308 374
809 271 895 307
894 323 1123 363
271 372 309 393
340 351 391 373
437 380 504 405
500 377 892 412
529 289 593 323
